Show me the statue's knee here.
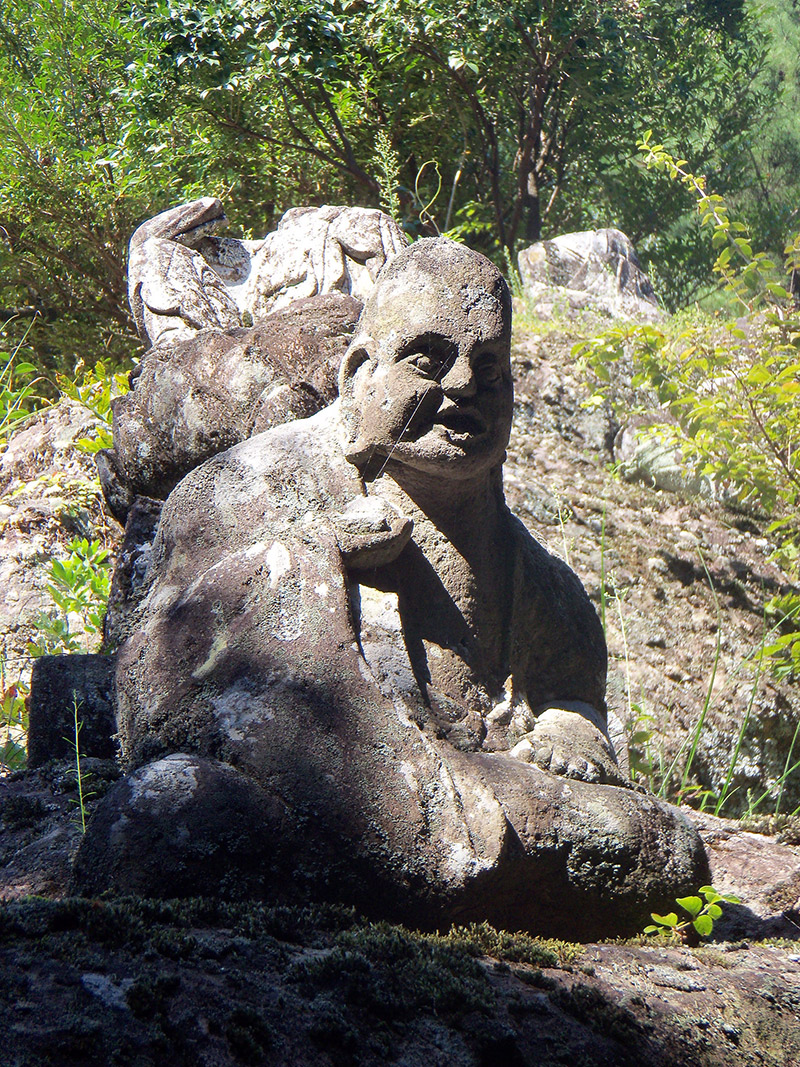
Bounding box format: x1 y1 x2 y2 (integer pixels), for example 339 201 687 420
72 753 290 900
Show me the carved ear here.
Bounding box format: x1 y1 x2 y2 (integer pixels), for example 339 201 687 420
339 343 377 466
338 343 371 399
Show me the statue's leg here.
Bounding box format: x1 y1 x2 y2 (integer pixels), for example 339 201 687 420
439 747 709 939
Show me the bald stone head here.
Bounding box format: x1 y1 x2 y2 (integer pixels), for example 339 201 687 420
339 237 513 480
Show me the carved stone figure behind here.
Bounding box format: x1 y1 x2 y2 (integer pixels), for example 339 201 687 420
76 235 707 938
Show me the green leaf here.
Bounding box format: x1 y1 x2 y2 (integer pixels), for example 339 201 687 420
693 914 714 937
650 912 679 928
676 895 703 918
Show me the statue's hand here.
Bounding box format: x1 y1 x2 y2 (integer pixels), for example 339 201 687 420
333 496 413 570
509 708 628 787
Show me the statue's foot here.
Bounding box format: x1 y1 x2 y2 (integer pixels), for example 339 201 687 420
509 708 629 786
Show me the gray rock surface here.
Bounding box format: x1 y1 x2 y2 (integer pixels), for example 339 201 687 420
2 890 799 1067
236 204 408 321
518 228 663 322
613 416 718 499
684 808 800 940
78 238 707 937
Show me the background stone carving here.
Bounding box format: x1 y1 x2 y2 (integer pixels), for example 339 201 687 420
128 200 407 348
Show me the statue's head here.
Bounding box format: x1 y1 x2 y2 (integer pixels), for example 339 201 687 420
339 237 513 480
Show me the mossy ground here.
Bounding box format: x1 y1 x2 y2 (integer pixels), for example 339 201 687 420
3 895 800 1067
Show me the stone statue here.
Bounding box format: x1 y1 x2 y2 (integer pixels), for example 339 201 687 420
100 201 408 523
77 237 706 938
128 197 243 349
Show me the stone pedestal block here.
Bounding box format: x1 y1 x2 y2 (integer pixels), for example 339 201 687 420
27 654 117 767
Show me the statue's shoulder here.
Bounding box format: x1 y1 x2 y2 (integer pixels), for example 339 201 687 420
166 403 350 508
153 403 359 569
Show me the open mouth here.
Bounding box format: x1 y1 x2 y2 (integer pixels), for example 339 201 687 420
434 407 486 436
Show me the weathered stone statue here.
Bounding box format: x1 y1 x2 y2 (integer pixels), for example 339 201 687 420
76 237 706 937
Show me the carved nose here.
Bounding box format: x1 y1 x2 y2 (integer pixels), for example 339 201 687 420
440 355 476 397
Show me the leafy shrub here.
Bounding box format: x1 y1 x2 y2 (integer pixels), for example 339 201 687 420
576 135 800 679
29 538 111 657
57 358 129 453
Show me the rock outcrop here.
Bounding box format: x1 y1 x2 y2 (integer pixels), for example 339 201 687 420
518 228 662 322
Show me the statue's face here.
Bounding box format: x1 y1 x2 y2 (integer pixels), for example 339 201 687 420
340 240 513 480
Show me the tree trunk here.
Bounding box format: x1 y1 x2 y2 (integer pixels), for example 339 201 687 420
524 171 541 243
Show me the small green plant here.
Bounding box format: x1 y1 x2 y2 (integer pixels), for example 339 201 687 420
763 592 800 680
56 358 129 453
373 127 402 223
627 704 659 786
64 696 95 832
502 246 525 300
645 885 741 941
0 319 46 447
29 537 111 657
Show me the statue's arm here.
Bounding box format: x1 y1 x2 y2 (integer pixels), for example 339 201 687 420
512 523 628 784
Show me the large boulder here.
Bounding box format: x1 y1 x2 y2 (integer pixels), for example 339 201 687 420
518 228 663 322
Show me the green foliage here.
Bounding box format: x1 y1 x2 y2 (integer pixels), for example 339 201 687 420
645 885 741 941
0 0 240 375
0 658 28 773
125 0 771 251
729 1 800 281
0 320 46 445
0 0 778 370
57 358 129 453
373 128 401 223
577 140 800 680
29 538 111 657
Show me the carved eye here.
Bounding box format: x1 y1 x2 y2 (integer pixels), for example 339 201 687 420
405 342 453 380
409 352 442 378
